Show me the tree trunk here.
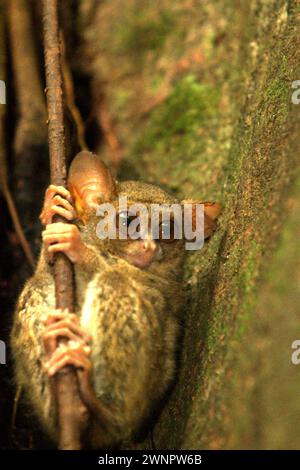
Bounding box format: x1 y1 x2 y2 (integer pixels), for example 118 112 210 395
77 0 300 448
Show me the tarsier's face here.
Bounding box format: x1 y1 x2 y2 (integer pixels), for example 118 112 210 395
106 181 186 272
112 210 179 269
68 151 220 277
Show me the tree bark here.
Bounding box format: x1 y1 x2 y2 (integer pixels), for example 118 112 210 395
78 0 300 448
42 0 88 450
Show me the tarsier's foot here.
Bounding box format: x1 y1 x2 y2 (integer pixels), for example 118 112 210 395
42 222 89 263
42 309 116 428
44 341 92 379
42 309 99 414
42 308 92 358
39 184 76 226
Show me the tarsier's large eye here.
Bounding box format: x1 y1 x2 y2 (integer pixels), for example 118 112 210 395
116 210 139 238
158 218 178 243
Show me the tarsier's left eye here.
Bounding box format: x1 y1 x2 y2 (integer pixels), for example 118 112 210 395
158 218 178 243
116 210 139 238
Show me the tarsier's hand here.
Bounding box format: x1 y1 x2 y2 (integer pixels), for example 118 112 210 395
40 185 90 264
42 309 99 414
42 222 90 264
39 185 76 226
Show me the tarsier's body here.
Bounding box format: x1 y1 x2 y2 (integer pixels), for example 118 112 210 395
11 151 220 448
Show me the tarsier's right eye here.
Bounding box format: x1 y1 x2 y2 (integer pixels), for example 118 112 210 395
116 211 139 238
158 218 178 243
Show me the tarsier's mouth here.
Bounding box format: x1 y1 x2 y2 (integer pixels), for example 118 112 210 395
124 242 163 269
128 253 156 269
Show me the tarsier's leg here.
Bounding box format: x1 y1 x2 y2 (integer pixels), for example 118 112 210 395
11 282 58 435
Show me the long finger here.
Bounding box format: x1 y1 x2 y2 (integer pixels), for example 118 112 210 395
45 319 92 341
46 185 73 202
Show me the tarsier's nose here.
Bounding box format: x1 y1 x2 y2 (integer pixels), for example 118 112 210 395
142 239 158 253
129 239 161 269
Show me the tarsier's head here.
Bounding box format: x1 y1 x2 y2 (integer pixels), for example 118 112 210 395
68 151 220 278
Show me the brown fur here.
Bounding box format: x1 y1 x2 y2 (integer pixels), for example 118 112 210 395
11 151 219 448
11 181 185 448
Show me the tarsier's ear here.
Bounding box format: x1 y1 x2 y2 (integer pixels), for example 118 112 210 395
68 150 116 223
181 200 221 239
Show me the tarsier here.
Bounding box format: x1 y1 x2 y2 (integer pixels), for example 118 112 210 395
11 151 220 448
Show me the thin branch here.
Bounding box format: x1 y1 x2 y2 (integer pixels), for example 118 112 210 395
0 0 35 269
97 96 123 173
60 31 88 151
7 0 48 240
1 183 35 269
11 385 21 435
42 0 88 450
